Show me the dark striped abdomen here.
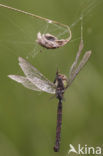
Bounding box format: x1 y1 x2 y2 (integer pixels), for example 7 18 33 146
54 100 62 152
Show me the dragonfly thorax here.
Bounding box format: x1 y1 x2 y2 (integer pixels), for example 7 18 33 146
54 73 68 89
54 73 68 100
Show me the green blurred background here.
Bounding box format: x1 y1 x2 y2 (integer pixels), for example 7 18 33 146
0 0 103 156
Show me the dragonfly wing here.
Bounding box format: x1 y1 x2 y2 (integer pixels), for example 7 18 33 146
74 50 91 75
18 57 56 94
69 40 84 79
8 75 41 91
67 50 91 87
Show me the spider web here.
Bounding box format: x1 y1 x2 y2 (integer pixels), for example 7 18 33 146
0 0 101 59
0 1 102 154
0 3 70 59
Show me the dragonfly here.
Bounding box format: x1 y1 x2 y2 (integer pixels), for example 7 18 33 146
8 40 91 152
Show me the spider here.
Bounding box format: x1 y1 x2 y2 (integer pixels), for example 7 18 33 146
36 32 71 49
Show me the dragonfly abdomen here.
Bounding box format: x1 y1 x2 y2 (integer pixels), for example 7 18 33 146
54 99 62 152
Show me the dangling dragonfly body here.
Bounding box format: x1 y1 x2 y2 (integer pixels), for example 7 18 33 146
8 41 91 152
53 73 68 152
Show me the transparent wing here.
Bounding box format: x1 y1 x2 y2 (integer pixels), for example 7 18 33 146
8 75 41 91
69 40 84 80
67 50 91 87
18 57 56 94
